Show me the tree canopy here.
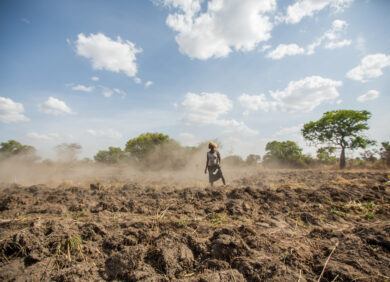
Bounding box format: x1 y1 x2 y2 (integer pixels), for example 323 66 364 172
0 140 38 161
316 146 336 163
263 140 305 167
125 133 170 159
302 110 374 169
94 147 126 164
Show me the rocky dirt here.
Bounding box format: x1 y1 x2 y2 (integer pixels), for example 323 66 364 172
0 169 389 281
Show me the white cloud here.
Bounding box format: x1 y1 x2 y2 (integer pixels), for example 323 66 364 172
86 129 122 139
71 84 94 92
238 93 276 113
270 76 342 112
266 20 351 60
100 86 126 98
134 77 142 84
145 81 153 88
182 92 232 124
283 0 354 24
101 87 113 98
357 90 380 103
181 92 258 136
91 76 99 81
0 97 29 123
259 44 272 52
267 44 305 60
240 76 342 113
161 0 276 60
325 39 351 49
113 88 126 96
274 125 302 136
75 33 142 77
39 97 74 115
346 53 390 82
26 132 61 142
221 120 259 136
307 19 351 55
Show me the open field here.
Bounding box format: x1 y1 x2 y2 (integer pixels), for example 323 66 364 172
1 169 389 281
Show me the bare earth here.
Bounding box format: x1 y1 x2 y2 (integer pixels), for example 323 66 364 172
0 169 389 281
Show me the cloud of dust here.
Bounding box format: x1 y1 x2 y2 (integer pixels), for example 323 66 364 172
0 142 259 187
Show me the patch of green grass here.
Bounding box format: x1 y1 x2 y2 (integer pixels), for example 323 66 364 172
364 211 375 220
173 219 188 228
329 200 379 220
207 213 229 226
15 212 27 221
74 210 88 220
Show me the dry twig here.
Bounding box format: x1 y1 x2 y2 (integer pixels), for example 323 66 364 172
317 241 339 282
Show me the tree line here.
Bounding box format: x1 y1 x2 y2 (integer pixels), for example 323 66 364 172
1 110 389 169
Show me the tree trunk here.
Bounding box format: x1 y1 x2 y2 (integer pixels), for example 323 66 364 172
340 146 346 169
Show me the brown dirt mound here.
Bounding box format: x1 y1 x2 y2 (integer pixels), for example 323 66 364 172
0 169 389 281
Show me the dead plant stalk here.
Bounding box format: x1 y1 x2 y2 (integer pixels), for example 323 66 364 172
317 241 339 282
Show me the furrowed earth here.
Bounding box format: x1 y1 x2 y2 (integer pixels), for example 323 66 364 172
1 170 389 281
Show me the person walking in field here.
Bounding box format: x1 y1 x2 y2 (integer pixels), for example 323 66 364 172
204 142 226 186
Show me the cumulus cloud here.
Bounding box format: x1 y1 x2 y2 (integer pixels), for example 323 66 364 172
0 97 29 123
75 33 142 77
307 19 351 55
181 92 258 136
238 93 276 113
71 84 94 92
283 0 354 24
160 0 276 60
91 76 99 81
39 97 74 115
346 53 390 82
239 76 342 113
267 44 305 60
86 129 122 139
270 76 342 112
357 90 380 103
26 132 61 142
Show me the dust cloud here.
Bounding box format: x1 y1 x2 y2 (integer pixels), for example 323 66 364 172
0 143 258 187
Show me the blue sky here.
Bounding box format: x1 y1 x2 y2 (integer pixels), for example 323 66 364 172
0 0 389 159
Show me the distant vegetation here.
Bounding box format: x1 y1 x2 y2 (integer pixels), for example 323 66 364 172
1 110 389 169
0 140 39 161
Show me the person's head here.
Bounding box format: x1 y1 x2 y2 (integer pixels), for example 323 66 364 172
208 142 217 150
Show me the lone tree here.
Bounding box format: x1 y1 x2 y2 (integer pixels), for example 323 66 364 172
302 110 374 169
